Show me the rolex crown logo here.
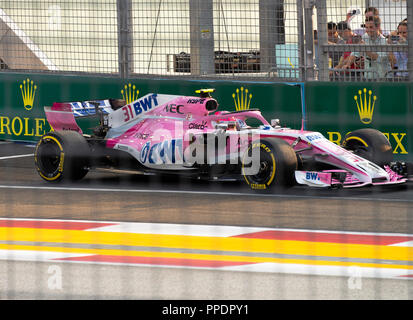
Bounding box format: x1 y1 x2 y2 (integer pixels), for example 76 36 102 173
354 88 376 125
20 78 37 111
232 87 252 111
121 83 139 104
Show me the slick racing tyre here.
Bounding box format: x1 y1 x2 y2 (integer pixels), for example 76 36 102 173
342 128 393 167
242 138 297 190
35 130 90 182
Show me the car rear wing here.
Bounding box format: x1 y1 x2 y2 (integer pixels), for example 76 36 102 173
44 100 114 133
44 103 82 133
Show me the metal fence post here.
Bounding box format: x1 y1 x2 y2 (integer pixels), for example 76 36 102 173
297 0 305 81
407 1 413 82
189 0 214 75
117 0 133 79
315 0 328 81
259 0 285 74
304 0 315 81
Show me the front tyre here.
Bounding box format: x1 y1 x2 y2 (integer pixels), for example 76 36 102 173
342 128 393 167
242 138 297 190
35 131 90 182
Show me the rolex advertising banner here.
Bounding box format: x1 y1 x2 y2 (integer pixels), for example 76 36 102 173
305 81 412 161
0 72 302 141
0 72 411 161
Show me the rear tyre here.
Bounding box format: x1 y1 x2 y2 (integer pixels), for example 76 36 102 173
342 128 393 167
242 138 297 190
35 131 90 182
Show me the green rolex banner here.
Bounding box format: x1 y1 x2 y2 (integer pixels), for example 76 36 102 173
0 72 411 161
0 72 302 141
0 77 49 138
305 82 412 161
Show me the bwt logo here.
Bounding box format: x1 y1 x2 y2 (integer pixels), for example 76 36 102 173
306 133 323 142
132 94 158 115
122 94 159 122
306 172 320 181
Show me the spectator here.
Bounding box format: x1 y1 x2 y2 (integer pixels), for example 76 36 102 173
343 16 393 80
328 21 345 45
327 21 345 68
353 7 381 36
365 6 379 19
337 21 354 43
336 21 354 71
335 22 364 80
388 21 408 78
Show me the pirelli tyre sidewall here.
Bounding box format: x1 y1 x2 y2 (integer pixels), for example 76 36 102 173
242 138 297 190
35 131 90 182
342 128 393 167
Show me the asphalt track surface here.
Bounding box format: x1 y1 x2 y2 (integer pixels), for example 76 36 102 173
1 141 413 233
0 141 412 300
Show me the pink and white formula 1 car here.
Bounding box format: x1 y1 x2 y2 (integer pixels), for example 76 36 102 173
34 89 408 190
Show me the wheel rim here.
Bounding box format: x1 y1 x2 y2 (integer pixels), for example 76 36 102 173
37 140 61 175
353 146 370 159
345 140 372 160
250 150 274 184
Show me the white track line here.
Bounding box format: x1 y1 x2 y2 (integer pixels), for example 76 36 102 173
0 154 33 160
221 262 413 279
0 184 412 203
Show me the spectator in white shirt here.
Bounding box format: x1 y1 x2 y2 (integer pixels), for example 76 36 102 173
343 16 394 79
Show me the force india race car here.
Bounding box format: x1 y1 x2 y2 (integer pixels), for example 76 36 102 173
34 89 409 190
